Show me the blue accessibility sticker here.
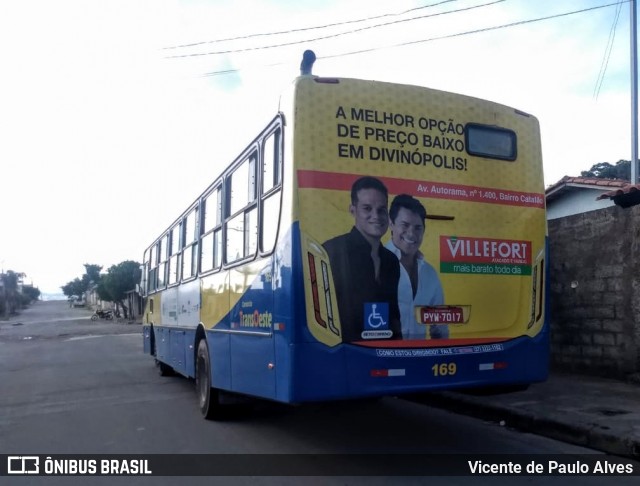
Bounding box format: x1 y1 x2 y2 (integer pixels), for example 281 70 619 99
364 302 389 330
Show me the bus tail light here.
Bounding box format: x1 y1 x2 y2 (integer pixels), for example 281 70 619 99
370 369 406 377
479 362 508 371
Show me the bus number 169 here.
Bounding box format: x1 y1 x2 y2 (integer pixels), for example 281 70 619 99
432 363 457 376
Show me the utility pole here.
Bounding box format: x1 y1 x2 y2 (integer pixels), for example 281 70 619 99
0 277 6 319
632 0 639 183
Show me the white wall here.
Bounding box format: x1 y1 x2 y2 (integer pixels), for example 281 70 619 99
546 189 615 220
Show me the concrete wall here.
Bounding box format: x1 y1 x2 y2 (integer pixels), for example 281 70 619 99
548 205 640 379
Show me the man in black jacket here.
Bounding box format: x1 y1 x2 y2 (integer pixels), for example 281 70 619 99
323 176 402 342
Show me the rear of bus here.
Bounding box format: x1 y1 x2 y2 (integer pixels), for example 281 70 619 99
290 75 548 401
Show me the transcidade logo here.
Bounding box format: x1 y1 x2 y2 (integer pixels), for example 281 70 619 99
238 309 273 328
440 236 532 276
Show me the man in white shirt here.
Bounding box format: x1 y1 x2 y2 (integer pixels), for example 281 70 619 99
385 194 449 339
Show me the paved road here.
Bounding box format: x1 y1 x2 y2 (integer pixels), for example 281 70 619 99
0 301 636 485
0 300 135 342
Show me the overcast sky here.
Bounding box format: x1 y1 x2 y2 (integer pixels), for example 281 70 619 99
0 0 634 294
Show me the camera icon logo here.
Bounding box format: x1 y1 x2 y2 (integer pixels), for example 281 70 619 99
7 456 40 474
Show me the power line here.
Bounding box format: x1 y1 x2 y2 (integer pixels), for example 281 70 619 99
593 0 624 100
168 0 505 59
320 1 627 60
163 0 461 50
201 1 625 77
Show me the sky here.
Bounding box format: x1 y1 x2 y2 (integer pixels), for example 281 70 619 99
0 0 635 295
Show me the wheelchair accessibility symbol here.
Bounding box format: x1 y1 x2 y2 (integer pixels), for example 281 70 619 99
367 304 387 328
362 303 393 339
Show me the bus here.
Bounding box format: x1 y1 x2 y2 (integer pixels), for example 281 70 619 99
141 51 548 419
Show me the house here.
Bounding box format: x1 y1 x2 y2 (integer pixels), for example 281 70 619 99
545 176 628 220
595 182 640 208
544 176 640 379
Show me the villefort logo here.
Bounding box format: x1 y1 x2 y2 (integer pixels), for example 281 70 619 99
440 236 532 276
238 309 273 328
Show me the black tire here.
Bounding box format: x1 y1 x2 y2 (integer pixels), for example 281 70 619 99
149 327 156 356
465 383 530 396
155 359 173 377
196 339 223 420
90 314 98 321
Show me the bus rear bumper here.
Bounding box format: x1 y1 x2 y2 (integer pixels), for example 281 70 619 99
290 331 549 402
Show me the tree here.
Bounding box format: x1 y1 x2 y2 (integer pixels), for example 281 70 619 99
61 260 140 316
61 278 89 300
581 160 630 180
61 263 103 301
1 270 24 316
95 278 113 303
100 261 141 318
83 263 102 285
22 285 41 303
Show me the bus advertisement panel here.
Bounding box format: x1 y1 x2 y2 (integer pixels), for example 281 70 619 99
142 59 548 419
295 77 545 342
291 76 547 400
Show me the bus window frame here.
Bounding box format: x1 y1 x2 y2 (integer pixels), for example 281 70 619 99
259 123 284 257
142 248 151 295
224 145 260 268
200 184 223 277
156 234 169 291
143 113 286 288
167 222 182 287
147 242 159 294
182 203 200 283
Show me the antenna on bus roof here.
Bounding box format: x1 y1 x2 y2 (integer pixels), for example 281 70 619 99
300 50 316 76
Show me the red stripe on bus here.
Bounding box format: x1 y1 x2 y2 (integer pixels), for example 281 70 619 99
297 170 544 209
352 337 512 348
370 369 389 377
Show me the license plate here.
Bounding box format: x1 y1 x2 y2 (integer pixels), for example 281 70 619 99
419 306 466 324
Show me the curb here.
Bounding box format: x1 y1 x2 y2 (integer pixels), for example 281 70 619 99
409 391 640 460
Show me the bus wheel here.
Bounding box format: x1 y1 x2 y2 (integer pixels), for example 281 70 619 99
156 359 173 377
196 339 222 420
149 327 156 356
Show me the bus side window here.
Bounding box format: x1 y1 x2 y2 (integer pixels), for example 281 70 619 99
157 234 168 289
262 128 281 193
168 223 181 285
148 243 158 292
226 152 259 264
183 206 199 279
142 249 150 295
261 127 282 254
201 186 223 273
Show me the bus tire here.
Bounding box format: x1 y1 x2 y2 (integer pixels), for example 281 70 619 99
156 359 173 377
196 339 222 420
466 383 530 396
149 326 156 356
